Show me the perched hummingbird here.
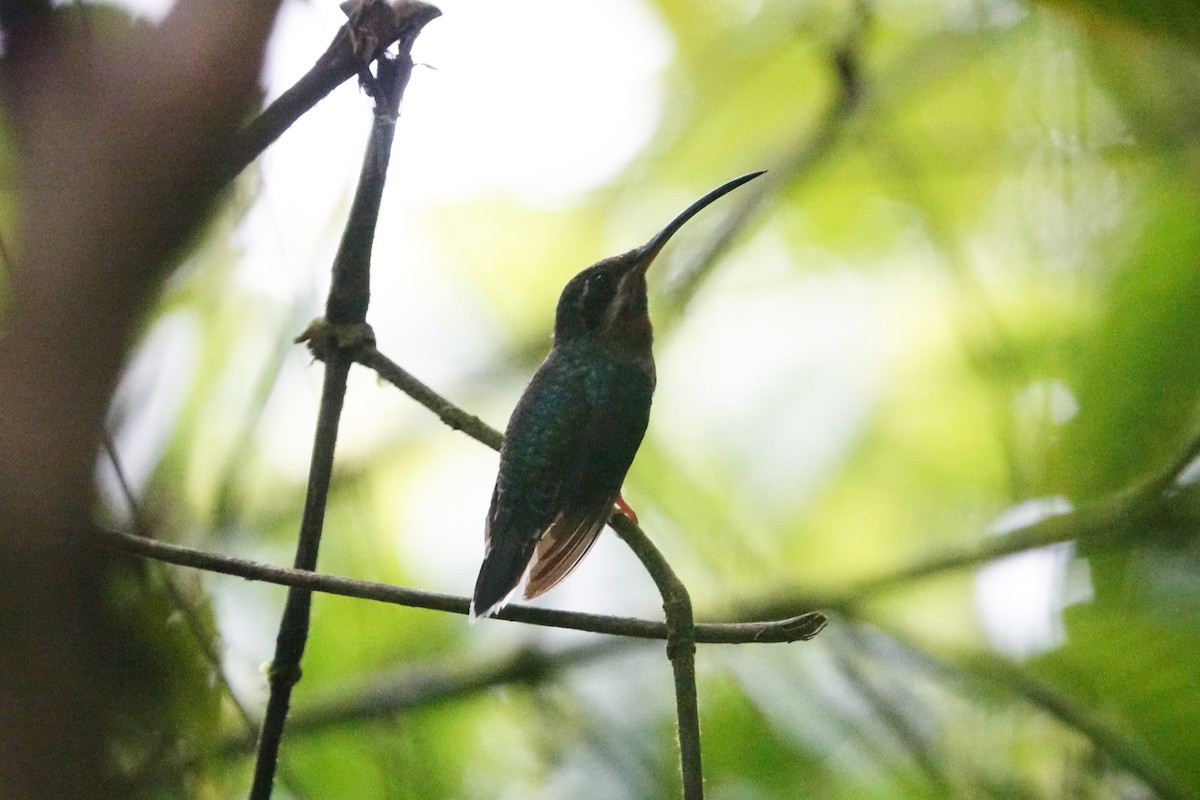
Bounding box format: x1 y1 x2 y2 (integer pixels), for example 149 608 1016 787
470 171 765 620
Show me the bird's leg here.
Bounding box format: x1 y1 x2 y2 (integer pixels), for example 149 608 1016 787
613 493 639 524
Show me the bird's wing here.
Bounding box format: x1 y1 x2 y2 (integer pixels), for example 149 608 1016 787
522 384 649 600
474 356 592 614
523 493 615 599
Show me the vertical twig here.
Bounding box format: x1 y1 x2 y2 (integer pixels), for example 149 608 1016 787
610 515 704 800
246 357 349 800
247 50 416 800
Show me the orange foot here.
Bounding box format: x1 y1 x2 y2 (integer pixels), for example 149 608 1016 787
613 493 639 524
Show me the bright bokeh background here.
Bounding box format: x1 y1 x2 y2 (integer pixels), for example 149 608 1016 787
92 0 1200 797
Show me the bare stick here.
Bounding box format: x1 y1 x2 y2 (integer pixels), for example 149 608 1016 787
227 0 440 181
248 51 418 800
247 357 349 800
610 515 705 800
95 526 826 645
356 345 503 450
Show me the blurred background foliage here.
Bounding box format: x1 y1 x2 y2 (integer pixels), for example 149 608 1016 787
81 0 1200 797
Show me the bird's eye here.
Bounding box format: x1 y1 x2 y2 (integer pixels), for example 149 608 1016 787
574 268 617 332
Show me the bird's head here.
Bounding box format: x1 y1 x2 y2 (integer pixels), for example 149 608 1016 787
552 171 765 354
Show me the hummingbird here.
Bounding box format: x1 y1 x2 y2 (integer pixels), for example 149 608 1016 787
470 171 765 620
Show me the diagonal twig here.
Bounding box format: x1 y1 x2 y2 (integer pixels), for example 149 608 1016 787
852 624 1189 800
226 0 441 182
356 345 503 449
217 640 637 752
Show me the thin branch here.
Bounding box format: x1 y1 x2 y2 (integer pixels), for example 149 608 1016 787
1155 431 1200 497
248 356 350 800
226 0 441 181
95 453 1193 791
711 431 1200 625
324 56 412 324
610 515 704 800
773 459 1192 617
222 640 637 750
854 625 1189 800
356 345 503 450
970 654 1187 800
832 629 951 793
94 526 826 645
249 50 419 800
206 561 1185 800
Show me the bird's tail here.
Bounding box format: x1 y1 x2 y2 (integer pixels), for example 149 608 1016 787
470 542 532 622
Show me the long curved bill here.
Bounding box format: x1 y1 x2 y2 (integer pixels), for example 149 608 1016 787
633 170 766 270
